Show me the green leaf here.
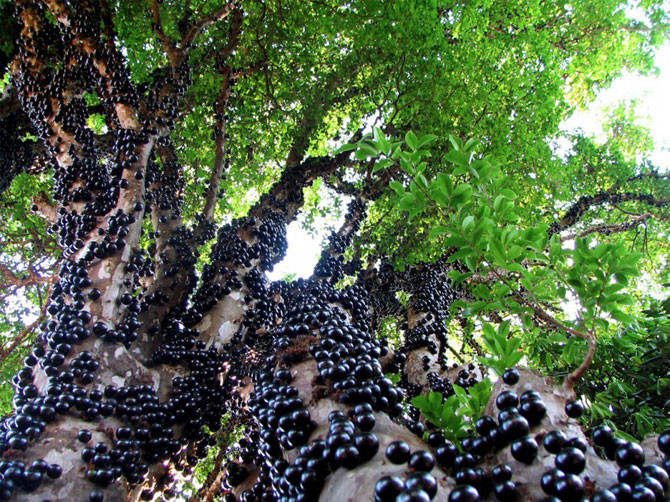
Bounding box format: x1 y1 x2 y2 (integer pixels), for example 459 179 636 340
372 158 393 173
493 194 505 212
417 134 438 148
463 138 478 152
453 385 467 401
334 143 357 155
415 173 429 189
429 391 443 406
389 180 405 195
436 173 453 194
412 395 430 410
610 309 636 324
405 130 419 151
452 183 472 199
462 215 475 232
399 193 417 211
444 150 470 167
355 143 377 160
372 127 383 141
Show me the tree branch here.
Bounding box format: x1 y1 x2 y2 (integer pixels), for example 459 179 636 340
150 0 178 66
249 129 363 221
549 190 669 235
98 0 118 53
490 268 596 390
628 170 670 182
0 306 45 364
42 0 142 130
194 8 244 238
312 197 367 282
0 263 57 291
560 213 653 241
181 1 238 57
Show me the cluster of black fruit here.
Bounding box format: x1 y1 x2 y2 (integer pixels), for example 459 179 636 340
309 317 397 412
360 258 459 372
0 97 41 193
204 212 287 273
580 424 670 502
0 3 266 502
359 258 408 330
159 225 198 284
216 274 404 500
313 197 367 284
401 263 457 367
145 148 184 215
267 409 380 499
424 363 480 398
0 298 236 500
0 459 62 500
375 366 670 502
375 439 438 501
144 62 192 131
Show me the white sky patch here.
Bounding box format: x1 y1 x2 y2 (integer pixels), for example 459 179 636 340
267 220 327 280
267 191 348 280
561 43 670 168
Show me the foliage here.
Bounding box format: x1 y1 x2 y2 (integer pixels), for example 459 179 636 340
577 297 670 438
181 414 245 498
375 316 404 349
363 129 644 353
412 380 492 446
358 121 668 439
478 322 524 376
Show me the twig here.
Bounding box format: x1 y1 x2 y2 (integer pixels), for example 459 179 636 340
0 287 50 364
491 269 596 390
560 213 652 241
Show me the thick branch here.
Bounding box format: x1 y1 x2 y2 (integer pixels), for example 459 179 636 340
549 191 669 235
180 1 238 58
628 170 670 182
250 130 362 221
42 0 141 130
150 0 178 66
560 213 652 241
312 197 367 282
98 0 117 52
196 8 244 232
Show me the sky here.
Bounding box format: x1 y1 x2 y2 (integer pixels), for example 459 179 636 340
268 42 670 281
561 44 670 168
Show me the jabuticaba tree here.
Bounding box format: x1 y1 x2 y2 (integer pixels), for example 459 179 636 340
1 0 670 501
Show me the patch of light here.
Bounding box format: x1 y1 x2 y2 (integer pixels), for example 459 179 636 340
561 44 670 168
266 220 327 280
267 189 348 281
